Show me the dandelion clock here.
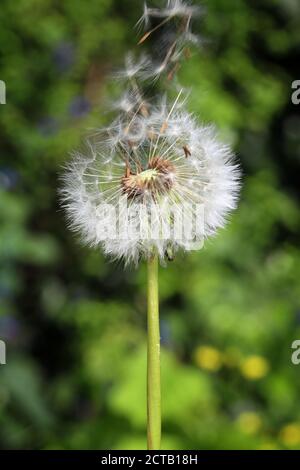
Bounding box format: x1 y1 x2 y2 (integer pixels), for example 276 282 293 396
60 0 240 450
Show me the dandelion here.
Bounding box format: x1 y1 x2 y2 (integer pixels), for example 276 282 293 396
60 0 240 450
62 99 239 265
240 356 270 381
280 423 300 447
194 345 223 372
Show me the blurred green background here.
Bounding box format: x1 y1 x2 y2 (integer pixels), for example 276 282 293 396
1 0 300 450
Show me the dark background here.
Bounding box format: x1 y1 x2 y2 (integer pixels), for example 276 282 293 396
0 0 300 449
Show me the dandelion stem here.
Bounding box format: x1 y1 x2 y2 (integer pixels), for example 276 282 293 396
147 252 161 450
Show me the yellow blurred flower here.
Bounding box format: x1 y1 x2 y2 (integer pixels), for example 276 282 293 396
280 423 300 447
194 346 222 372
240 355 269 380
236 412 262 435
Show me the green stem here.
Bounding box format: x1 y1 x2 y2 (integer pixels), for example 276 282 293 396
147 253 161 450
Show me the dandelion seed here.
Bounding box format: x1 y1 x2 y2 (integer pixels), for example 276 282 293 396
115 53 150 80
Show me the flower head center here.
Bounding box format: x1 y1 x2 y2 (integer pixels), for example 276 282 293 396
139 168 158 182
121 156 175 199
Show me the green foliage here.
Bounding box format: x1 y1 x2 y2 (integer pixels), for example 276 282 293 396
0 0 300 450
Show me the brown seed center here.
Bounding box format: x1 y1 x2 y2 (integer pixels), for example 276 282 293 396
121 156 175 199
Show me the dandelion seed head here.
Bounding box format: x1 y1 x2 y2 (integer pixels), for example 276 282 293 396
61 97 240 265
61 1 241 265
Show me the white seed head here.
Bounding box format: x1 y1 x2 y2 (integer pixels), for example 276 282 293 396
61 92 240 265
61 2 241 265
